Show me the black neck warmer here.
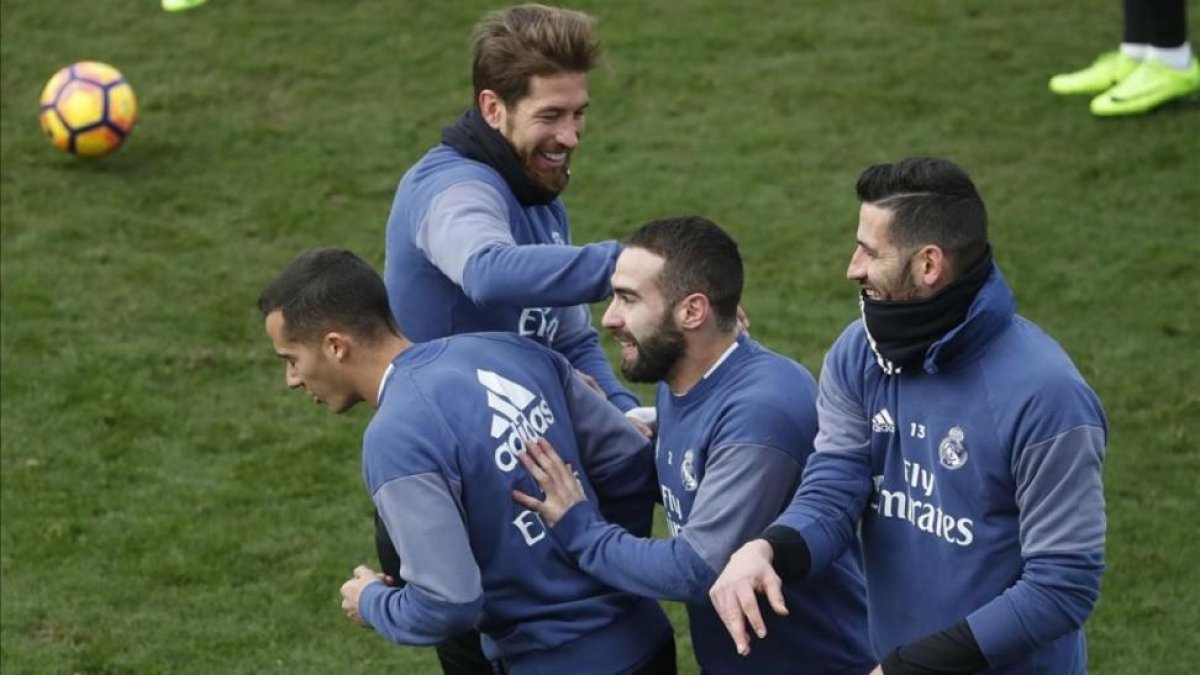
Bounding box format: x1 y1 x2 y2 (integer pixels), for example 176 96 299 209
440 106 560 207
860 246 993 374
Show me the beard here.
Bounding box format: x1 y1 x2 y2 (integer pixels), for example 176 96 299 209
504 120 571 193
615 312 687 383
522 151 570 193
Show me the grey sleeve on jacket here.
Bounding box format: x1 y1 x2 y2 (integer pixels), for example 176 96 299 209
771 359 874 574
683 444 802 572
1013 425 1107 555
563 371 657 536
813 363 870 456
374 472 483 605
414 181 513 286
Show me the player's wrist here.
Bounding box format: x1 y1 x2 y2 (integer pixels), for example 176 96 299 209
761 524 811 581
744 538 774 563
547 498 594 534
544 499 600 559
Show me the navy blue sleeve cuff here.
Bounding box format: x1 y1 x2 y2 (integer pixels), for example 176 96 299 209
547 500 603 557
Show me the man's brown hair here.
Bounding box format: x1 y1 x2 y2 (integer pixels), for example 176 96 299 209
472 4 602 106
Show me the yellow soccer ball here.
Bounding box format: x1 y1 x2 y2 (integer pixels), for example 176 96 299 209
38 61 138 158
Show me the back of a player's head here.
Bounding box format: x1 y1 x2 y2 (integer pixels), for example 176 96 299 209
626 215 743 331
472 4 602 106
856 157 989 277
258 248 398 345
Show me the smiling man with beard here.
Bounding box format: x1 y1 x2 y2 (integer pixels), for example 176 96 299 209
382 4 636 414
512 216 873 675
378 7 643 672
710 158 1108 675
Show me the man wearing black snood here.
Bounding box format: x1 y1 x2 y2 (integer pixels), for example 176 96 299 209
710 157 1108 675
372 6 655 674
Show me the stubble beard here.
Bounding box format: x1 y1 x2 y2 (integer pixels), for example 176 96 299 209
869 265 922 303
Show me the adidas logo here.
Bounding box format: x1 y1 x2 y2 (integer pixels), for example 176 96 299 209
871 408 896 433
478 369 556 472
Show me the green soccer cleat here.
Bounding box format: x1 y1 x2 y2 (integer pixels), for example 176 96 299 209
1049 51 1140 95
162 0 208 11
1090 58 1200 116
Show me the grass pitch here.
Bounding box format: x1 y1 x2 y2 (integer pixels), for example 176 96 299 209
2 0 1197 673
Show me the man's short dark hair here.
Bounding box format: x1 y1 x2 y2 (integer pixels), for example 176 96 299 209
257 248 399 345
855 157 989 277
625 216 743 331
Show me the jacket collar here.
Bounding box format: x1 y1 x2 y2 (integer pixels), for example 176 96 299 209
918 263 1015 374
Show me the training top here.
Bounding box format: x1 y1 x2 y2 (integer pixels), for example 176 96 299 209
356 333 669 675
773 265 1107 674
548 334 874 674
384 144 637 411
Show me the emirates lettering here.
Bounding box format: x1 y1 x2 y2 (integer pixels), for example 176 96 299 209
518 307 559 344
512 509 546 546
660 485 685 538
871 464 975 547
902 458 936 496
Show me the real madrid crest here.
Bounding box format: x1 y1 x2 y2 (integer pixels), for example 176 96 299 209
680 449 699 491
938 426 968 470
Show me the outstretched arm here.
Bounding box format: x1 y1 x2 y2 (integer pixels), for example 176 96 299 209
512 438 713 603
416 182 620 307
766 364 875 573
708 353 872 655
514 434 801 606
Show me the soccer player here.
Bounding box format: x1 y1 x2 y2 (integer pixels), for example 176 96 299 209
258 248 675 675
512 216 874 674
383 3 637 412
709 158 1108 675
381 6 642 668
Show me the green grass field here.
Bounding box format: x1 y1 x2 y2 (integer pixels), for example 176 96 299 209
2 0 1198 673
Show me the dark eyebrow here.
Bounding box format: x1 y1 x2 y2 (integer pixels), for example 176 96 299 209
534 101 590 115
613 285 640 300
857 239 877 256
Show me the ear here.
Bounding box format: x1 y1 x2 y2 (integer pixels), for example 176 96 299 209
676 292 711 331
322 332 351 362
478 89 506 130
913 245 951 290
